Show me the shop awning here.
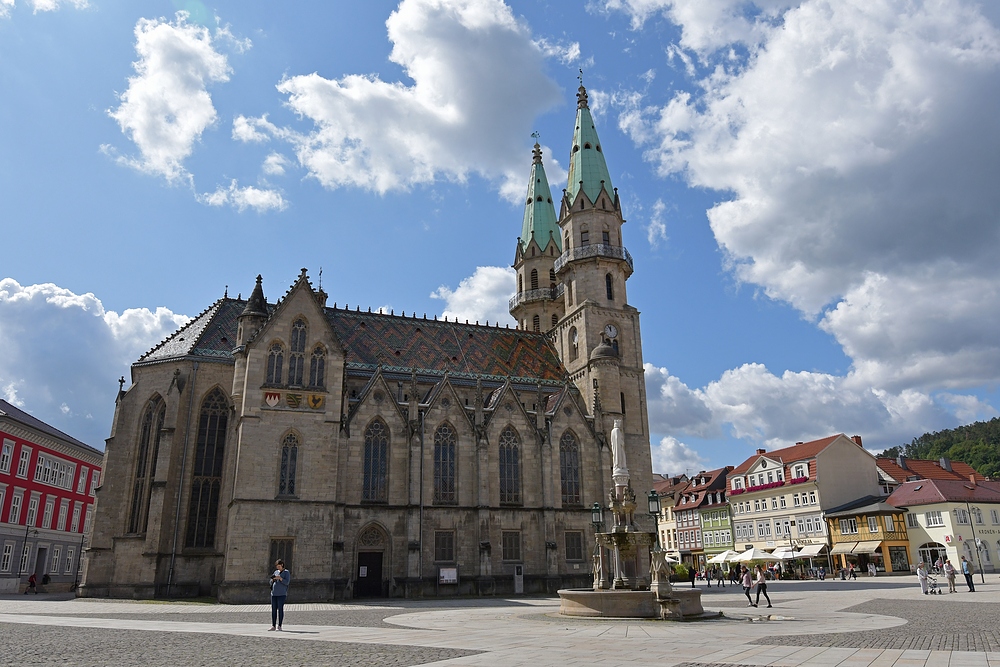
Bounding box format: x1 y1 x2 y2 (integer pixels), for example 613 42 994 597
830 542 857 555
796 544 827 557
852 541 883 554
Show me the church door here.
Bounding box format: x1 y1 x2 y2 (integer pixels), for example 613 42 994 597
356 552 383 598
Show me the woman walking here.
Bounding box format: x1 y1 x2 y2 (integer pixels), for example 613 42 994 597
741 566 755 607
269 559 291 631
754 565 772 608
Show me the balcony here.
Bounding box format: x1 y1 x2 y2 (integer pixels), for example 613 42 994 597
554 244 633 273
508 283 565 310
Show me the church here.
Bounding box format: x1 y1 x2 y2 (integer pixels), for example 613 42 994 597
80 84 655 602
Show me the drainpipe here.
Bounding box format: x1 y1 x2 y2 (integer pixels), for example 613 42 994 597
167 361 198 596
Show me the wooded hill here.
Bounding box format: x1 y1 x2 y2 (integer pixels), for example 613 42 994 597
878 417 1000 479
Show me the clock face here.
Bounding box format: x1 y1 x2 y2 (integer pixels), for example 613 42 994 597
604 324 618 339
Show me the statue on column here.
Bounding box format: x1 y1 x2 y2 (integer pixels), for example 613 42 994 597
611 418 628 489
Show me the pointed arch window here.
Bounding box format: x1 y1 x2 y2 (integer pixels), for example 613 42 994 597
278 433 298 496
185 389 228 548
532 315 540 332
288 319 306 386
499 427 521 505
518 275 523 292
569 327 579 361
560 431 581 506
580 229 589 244
127 396 165 534
266 343 284 385
433 423 457 504
605 274 614 301
530 269 539 290
362 420 388 503
309 345 326 388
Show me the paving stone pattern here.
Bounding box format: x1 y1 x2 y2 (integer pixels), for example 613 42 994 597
752 598 1000 651
43 609 408 628
0 622 480 667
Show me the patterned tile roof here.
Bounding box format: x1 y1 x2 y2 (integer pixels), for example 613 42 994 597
136 298 567 383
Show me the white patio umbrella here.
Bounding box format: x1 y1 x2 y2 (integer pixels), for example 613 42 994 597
771 547 799 561
706 550 740 564
735 547 780 562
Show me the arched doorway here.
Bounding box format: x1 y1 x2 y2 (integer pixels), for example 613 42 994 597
917 542 946 570
355 524 388 598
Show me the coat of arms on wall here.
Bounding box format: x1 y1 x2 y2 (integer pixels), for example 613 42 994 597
308 394 325 409
286 393 302 408
264 392 280 407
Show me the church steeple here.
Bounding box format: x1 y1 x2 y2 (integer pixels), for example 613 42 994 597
519 142 560 253
566 83 613 205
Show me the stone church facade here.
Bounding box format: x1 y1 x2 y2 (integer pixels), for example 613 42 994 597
80 85 654 602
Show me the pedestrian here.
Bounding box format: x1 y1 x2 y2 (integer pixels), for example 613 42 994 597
24 572 37 594
741 566 755 607
868 562 876 577
934 556 943 574
916 561 929 594
714 565 725 587
688 564 696 589
848 563 856 580
754 564 772 608
269 559 291 631
961 556 976 592
943 558 957 593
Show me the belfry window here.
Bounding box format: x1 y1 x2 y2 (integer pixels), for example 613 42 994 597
185 389 228 548
433 423 457 504
605 274 614 301
559 431 581 506
278 433 298 496
530 269 538 290
569 327 579 361
549 269 556 286
580 230 589 245
532 315 540 332
552 314 558 328
288 319 306 386
266 343 284 385
499 427 521 504
603 230 610 245
362 420 388 502
127 396 165 534
309 346 326 388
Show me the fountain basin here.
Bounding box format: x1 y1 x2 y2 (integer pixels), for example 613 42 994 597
557 588 657 618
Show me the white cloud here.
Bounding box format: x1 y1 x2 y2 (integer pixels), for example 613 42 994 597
107 12 235 183
651 436 708 476
0 0 14 18
262 152 291 176
198 179 287 212
535 37 581 64
232 114 270 143
430 265 516 325
254 0 562 200
646 198 669 248
0 278 189 448
1 0 88 18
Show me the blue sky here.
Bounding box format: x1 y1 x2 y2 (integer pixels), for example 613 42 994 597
3 0 1000 476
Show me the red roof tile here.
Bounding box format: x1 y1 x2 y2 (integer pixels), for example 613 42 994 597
887 479 1000 507
729 435 842 476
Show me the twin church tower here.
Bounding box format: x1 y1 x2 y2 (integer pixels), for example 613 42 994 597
80 84 652 601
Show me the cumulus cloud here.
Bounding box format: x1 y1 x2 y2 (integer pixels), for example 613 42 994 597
247 0 562 200
1 0 88 18
651 436 708 476
430 266 517 325
106 12 237 183
646 198 669 248
0 278 188 448
198 179 287 212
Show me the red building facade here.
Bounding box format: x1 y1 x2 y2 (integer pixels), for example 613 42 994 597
0 400 103 593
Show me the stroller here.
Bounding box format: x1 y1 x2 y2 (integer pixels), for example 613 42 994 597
927 572 942 595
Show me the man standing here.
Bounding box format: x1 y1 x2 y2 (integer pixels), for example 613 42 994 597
961 556 976 592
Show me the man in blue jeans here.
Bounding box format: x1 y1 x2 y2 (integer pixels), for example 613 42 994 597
961 556 976 592
269 559 291 630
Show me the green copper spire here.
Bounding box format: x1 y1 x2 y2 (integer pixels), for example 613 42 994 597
520 142 561 252
566 84 613 204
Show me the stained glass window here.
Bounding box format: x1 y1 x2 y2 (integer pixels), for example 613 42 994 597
185 389 228 548
288 319 306 386
266 343 284 384
278 433 298 496
433 424 456 504
499 427 520 504
128 397 165 534
309 345 325 388
559 430 581 506
363 420 388 502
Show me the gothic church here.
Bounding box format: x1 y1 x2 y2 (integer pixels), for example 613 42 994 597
80 85 654 601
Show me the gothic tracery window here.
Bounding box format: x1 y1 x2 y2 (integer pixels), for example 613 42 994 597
363 420 388 502
433 423 456 504
185 389 228 548
127 396 165 534
278 433 298 496
499 427 521 504
288 319 306 386
309 345 326 388
559 430 581 506
266 343 284 384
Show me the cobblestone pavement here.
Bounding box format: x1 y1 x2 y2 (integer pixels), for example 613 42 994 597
3 579 1000 666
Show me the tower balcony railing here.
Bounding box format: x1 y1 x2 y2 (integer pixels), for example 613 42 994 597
553 244 633 273
508 283 565 310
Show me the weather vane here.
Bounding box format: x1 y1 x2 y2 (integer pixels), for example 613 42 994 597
578 68 584 85
318 266 323 290
531 131 539 140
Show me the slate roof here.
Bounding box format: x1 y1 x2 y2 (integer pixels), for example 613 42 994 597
887 479 1000 507
730 435 842 476
677 466 732 510
0 399 101 455
136 298 567 383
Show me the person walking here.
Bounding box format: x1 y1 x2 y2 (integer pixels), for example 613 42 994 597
961 556 976 592
714 565 725 587
24 572 37 594
943 558 957 593
741 566 755 607
269 559 291 631
868 562 876 577
916 561 929 594
848 563 857 580
688 564 696 589
754 564 772 608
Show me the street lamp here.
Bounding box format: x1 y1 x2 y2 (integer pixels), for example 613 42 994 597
591 502 604 530
965 502 986 584
647 490 662 553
